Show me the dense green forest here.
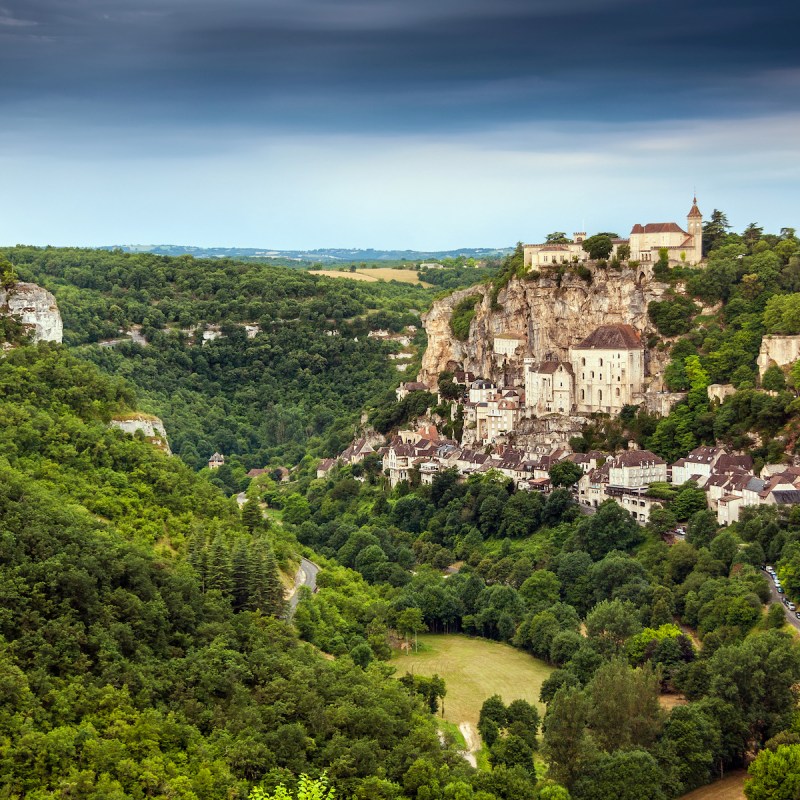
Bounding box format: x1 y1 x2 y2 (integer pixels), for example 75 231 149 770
1 247 497 473
277 452 800 799
4 220 800 798
0 345 475 799
1 247 435 470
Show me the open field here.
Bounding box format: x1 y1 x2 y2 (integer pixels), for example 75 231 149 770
679 771 747 800
390 634 553 727
309 270 377 281
309 268 432 286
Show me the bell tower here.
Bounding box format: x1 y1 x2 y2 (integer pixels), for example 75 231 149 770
687 195 703 265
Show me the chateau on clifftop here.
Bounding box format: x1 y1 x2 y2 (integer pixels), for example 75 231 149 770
523 197 703 268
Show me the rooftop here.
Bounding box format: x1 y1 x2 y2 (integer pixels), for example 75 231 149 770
574 324 643 350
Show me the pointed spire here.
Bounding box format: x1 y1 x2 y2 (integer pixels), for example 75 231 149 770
688 194 702 219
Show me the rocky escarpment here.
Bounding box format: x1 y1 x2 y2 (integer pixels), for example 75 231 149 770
111 414 172 454
0 282 63 343
419 266 672 389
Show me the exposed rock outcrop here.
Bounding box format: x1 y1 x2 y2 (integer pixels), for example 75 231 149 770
111 414 172 454
757 335 800 377
419 267 671 390
0 282 63 343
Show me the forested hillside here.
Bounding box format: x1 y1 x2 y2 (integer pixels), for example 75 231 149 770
2 247 437 471
278 452 800 799
0 345 470 799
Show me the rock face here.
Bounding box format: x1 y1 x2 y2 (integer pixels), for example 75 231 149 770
420 267 671 389
0 282 63 343
111 414 172 455
757 335 800 377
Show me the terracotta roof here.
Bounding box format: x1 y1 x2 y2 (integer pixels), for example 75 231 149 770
630 222 688 235
688 197 702 218
574 324 643 350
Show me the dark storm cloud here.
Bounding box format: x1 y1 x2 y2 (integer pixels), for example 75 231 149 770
2 0 799 132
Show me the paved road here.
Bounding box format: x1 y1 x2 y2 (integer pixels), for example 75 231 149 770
766 572 800 633
287 557 320 616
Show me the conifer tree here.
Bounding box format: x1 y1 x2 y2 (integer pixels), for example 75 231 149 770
242 498 263 533
206 535 234 595
232 539 252 611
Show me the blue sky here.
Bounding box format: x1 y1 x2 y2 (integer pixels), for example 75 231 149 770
1 0 799 249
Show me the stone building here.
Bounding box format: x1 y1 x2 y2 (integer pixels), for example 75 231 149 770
522 198 703 269
523 356 574 415
571 324 645 415
524 324 646 416
629 198 703 265
523 232 627 268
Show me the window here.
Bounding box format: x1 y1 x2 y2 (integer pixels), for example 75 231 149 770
616 388 620 397
600 358 603 366
582 358 586 366
581 389 585 400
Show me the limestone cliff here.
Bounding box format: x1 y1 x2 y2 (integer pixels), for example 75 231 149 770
757 335 800 377
111 414 172 455
0 282 63 343
419 266 672 390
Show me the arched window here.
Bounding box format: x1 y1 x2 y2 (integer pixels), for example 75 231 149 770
616 388 620 397
598 389 603 403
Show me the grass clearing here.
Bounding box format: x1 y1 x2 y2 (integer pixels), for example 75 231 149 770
390 633 553 727
678 771 747 800
309 270 378 281
309 268 432 286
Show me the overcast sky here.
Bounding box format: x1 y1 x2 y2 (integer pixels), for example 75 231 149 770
2 0 799 249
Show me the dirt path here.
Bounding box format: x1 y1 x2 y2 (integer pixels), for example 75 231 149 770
459 722 480 768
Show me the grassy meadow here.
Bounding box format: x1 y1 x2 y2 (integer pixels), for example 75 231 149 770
309 267 432 286
391 633 553 727
678 771 747 800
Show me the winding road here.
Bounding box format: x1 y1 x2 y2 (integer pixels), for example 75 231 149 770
767 572 800 633
287 557 320 616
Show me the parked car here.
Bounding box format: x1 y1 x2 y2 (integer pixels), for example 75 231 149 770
767 565 776 574
795 611 800 620
778 587 785 593
789 602 797 611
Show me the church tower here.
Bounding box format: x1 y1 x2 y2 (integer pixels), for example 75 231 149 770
687 195 703 265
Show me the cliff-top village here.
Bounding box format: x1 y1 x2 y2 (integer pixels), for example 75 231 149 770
321 199 800 532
